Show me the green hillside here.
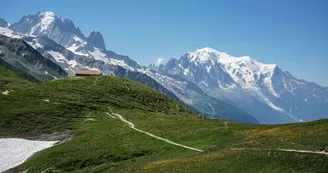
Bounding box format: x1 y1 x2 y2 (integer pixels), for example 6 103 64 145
0 74 327 173
0 65 33 92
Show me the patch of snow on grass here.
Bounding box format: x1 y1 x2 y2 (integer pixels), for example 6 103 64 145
0 138 58 172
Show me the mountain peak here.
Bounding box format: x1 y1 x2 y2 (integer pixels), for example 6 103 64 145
40 11 56 18
9 11 86 47
196 47 220 53
86 31 106 50
38 11 68 23
36 11 57 34
187 47 228 62
0 18 9 27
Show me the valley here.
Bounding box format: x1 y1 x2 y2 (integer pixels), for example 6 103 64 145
2 10 327 124
0 70 327 172
0 9 327 173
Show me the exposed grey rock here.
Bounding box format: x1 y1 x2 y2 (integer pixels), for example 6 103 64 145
86 31 106 50
0 34 67 82
0 18 9 27
9 11 85 47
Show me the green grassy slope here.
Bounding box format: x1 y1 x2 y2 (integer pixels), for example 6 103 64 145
127 148 328 173
0 75 327 173
0 76 192 137
0 65 33 92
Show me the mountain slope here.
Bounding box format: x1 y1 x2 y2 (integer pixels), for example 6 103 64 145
0 26 195 118
0 65 33 92
9 11 85 48
86 31 106 50
158 47 328 124
4 12 256 124
139 68 258 123
0 34 67 82
5 11 328 124
0 74 327 172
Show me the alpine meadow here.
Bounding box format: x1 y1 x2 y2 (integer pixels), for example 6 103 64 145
1 1 327 173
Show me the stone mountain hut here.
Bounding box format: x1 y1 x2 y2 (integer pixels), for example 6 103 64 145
69 70 102 77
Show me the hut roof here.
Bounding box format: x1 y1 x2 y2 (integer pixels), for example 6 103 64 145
73 70 101 75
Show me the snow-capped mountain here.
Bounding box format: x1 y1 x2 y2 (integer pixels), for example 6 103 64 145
0 26 187 112
9 11 85 48
0 33 67 82
3 11 326 124
8 11 105 56
157 47 328 124
138 67 258 123
5 11 138 71
0 11 257 124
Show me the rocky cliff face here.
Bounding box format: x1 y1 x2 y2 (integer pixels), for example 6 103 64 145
86 31 106 50
9 11 85 47
0 18 9 27
0 34 67 82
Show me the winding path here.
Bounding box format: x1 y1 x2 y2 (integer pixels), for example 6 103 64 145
224 121 228 129
105 108 203 152
231 148 328 155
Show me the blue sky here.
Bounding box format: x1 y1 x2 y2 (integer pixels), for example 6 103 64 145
1 0 328 86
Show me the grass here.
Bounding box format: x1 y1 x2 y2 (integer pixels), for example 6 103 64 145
0 73 327 173
235 119 328 151
126 149 328 173
0 65 33 92
0 76 192 137
23 111 189 173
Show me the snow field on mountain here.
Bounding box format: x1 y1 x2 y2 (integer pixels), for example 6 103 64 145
0 138 58 172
